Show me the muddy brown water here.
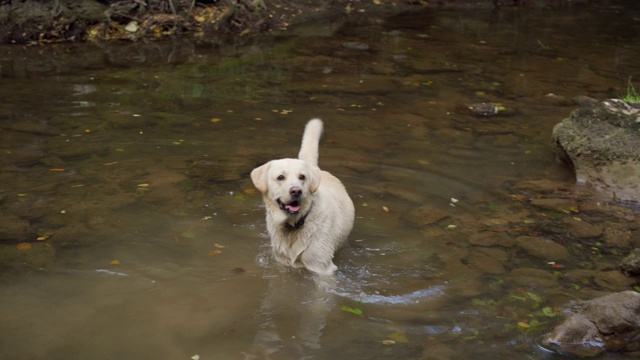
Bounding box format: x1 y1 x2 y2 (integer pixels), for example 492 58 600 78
1 5 640 360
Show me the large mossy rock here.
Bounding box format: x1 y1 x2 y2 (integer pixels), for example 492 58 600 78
552 99 640 202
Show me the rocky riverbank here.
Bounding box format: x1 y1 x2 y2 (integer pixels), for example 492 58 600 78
0 0 614 45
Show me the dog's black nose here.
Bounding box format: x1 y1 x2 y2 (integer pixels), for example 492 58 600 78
290 186 302 197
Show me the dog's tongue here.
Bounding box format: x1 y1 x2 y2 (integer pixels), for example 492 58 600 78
285 204 300 213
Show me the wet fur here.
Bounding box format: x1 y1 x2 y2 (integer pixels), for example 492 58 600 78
251 119 355 275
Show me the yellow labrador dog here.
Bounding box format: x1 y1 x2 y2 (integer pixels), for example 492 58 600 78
251 119 354 275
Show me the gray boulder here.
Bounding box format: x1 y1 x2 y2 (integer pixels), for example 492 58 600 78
543 291 640 357
552 99 640 202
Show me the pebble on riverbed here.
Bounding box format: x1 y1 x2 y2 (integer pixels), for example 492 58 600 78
342 41 370 51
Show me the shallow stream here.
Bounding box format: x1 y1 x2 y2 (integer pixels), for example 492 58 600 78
1 4 640 359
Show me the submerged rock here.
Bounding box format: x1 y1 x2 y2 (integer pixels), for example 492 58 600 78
506 268 559 288
619 248 640 277
0 213 33 242
468 232 515 247
593 270 636 291
513 179 572 195
515 235 570 261
463 103 516 117
552 99 640 202
187 157 255 182
543 291 640 357
342 42 370 51
529 198 576 213
410 206 450 226
566 219 603 239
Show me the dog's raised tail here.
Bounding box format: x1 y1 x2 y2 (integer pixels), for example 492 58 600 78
298 118 323 166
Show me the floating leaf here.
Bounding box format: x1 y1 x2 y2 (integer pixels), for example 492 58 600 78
214 243 225 248
16 243 32 251
381 339 396 346
49 168 66 172
382 206 389 212
340 305 363 316
527 292 542 303
517 319 544 334
387 332 408 343
243 188 258 195
181 231 196 239
276 109 294 115
463 330 480 340
523 219 536 224
37 232 54 241
211 118 221 123
110 259 120 265
208 249 223 255
471 298 486 306
541 307 556 317
529 319 542 328
446 224 457 229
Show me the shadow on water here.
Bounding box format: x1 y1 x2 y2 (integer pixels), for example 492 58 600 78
1 3 640 360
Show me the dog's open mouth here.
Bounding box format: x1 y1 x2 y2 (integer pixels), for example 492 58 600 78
277 199 301 214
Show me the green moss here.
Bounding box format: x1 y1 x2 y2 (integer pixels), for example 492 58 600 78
622 77 640 103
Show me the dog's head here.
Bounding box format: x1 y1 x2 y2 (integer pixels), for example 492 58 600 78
251 158 321 215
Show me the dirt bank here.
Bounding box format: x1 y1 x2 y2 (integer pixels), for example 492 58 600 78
0 0 617 45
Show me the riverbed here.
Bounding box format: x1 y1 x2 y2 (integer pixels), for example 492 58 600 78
1 4 639 359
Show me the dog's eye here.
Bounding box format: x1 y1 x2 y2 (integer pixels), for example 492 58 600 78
277 175 285 181
299 174 306 181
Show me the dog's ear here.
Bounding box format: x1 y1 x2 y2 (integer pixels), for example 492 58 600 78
250 162 270 193
309 166 321 193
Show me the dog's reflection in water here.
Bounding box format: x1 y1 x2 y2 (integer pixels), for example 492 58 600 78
244 261 338 359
